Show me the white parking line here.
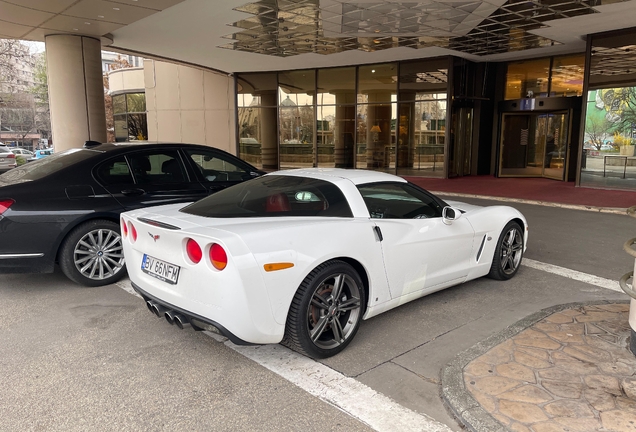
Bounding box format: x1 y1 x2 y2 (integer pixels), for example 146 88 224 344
228 343 452 432
521 258 623 293
115 259 624 432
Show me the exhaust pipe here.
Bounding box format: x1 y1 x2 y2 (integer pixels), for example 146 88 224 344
174 314 191 329
149 302 167 318
164 310 179 325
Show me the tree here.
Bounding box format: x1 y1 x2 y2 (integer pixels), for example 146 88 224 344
0 39 45 148
29 53 51 142
585 108 617 150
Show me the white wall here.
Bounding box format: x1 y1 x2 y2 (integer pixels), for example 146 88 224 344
144 59 236 154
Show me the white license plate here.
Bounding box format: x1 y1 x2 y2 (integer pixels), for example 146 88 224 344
141 254 180 285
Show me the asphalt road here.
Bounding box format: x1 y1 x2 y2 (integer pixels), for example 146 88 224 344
0 197 632 431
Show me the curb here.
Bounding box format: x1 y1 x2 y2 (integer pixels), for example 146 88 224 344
440 300 630 432
431 191 628 215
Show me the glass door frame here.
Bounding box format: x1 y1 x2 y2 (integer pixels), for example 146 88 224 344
498 109 572 180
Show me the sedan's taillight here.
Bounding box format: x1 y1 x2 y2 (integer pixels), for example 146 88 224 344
186 239 202 264
209 243 227 271
121 219 128 238
0 199 14 215
6 153 15 159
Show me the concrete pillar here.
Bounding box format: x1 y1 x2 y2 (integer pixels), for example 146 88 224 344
333 91 356 168
259 91 278 170
45 35 106 151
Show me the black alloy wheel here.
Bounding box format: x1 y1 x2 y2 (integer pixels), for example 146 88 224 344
488 221 524 280
283 260 365 359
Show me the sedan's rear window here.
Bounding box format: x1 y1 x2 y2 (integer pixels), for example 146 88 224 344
0 148 100 183
182 175 353 218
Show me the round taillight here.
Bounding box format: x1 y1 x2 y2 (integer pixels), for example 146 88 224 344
186 238 202 264
121 219 128 237
129 222 137 242
210 243 227 271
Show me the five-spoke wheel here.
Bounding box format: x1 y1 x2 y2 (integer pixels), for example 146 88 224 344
283 260 365 358
488 221 524 280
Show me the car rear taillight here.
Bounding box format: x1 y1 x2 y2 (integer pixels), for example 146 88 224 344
121 219 128 237
129 222 137 242
0 199 14 215
6 153 15 159
209 243 227 271
186 239 202 264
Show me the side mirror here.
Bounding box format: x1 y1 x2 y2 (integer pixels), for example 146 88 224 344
442 206 462 225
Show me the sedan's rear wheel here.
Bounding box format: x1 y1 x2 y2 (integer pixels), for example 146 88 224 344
488 221 524 280
282 260 365 359
59 220 126 287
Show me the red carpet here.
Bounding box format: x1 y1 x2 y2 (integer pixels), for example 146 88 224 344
404 176 636 209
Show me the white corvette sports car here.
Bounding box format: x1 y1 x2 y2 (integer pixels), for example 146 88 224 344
121 168 527 358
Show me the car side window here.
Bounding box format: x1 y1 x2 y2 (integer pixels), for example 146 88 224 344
184 149 250 182
126 151 187 185
96 156 134 186
357 183 443 219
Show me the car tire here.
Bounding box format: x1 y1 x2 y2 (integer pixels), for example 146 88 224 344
282 260 365 359
488 221 524 281
59 219 126 287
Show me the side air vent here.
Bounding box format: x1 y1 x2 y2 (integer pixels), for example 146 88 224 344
137 217 181 230
476 235 487 262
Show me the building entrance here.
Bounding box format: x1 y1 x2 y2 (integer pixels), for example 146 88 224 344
499 111 569 180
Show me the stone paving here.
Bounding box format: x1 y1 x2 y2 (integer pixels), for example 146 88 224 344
463 304 636 432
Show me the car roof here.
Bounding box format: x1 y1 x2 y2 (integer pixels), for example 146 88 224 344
269 168 407 185
85 141 235 153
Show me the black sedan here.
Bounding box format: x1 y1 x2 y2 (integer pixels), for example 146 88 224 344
0 142 263 286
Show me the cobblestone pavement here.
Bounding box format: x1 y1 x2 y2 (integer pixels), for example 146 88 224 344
463 304 636 432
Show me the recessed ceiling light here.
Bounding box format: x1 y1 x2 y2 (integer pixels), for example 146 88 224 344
98 15 104 18
371 70 375 73
84 21 91 25
113 7 120 10
73 28 79 31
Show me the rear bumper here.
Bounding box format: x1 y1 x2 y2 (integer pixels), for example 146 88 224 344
131 282 255 346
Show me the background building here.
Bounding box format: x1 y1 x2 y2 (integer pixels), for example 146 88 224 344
2 0 636 190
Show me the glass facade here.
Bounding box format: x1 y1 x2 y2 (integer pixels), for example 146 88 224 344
504 55 584 100
236 59 448 177
112 92 147 142
580 29 636 191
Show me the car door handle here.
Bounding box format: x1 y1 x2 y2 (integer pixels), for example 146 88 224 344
208 185 226 192
121 188 145 196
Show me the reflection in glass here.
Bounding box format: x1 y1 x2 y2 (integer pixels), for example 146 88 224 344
357 103 396 172
114 114 127 142
112 93 148 142
397 93 447 177
113 94 125 115
126 93 146 113
581 87 636 190
505 58 550 99
318 67 355 105
550 55 584 97
279 70 315 169
237 73 278 170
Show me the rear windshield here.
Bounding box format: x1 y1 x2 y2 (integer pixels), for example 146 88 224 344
182 175 353 218
0 148 100 183
0 146 11 153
